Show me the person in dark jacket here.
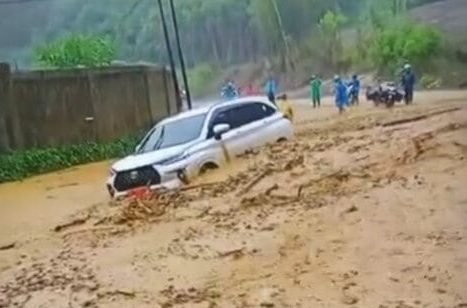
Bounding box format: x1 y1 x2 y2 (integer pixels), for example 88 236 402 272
348 74 361 105
401 63 416 104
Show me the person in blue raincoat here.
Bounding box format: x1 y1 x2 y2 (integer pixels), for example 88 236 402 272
334 75 348 114
221 80 238 100
400 63 416 104
348 74 360 105
264 74 277 105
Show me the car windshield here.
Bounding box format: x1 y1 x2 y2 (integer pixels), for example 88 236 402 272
136 113 207 153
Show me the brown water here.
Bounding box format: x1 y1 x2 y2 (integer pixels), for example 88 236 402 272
1 92 467 308
0 161 112 244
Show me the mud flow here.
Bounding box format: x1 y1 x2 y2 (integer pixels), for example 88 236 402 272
1 91 467 308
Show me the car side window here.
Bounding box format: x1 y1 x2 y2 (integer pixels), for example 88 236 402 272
207 110 231 139
256 103 276 117
228 105 255 128
228 102 277 128
206 102 277 139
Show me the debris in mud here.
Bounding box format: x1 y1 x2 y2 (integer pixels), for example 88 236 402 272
296 170 354 198
237 168 273 196
159 285 220 307
54 214 90 232
0 248 100 308
381 107 463 127
217 247 247 259
0 241 16 251
395 122 467 165
112 190 190 224
341 294 359 305
240 193 298 209
97 289 136 299
343 205 358 214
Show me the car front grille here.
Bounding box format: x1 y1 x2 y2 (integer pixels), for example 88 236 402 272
114 166 161 192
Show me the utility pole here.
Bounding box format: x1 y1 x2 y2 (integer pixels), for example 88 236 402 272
169 0 192 110
157 0 181 111
271 0 293 71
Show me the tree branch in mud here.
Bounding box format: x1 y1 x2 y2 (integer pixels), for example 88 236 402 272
381 107 462 127
61 226 125 238
237 169 273 196
54 215 90 232
0 241 16 251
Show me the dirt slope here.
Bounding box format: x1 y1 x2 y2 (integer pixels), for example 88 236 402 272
1 91 467 308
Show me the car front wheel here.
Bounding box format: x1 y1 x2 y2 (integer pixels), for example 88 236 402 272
199 162 219 176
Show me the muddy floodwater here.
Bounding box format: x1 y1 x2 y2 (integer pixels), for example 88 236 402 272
1 91 467 308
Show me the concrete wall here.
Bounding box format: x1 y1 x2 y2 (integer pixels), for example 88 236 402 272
0 63 180 151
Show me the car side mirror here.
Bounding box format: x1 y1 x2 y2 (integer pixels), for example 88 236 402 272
213 123 230 140
135 144 141 152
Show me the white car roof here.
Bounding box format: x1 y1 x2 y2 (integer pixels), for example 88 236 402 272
160 96 274 125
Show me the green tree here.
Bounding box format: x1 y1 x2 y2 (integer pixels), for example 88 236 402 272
33 33 115 68
369 18 443 74
318 10 348 70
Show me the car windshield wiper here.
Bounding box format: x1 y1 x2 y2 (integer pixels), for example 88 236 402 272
153 126 165 151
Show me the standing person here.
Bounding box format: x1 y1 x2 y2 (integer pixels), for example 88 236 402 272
221 80 238 101
310 75 322 108
400 63 416 104
244 83 256 96
276 93 294 122
265 74 277 105
334 75 348 114
348 74 361 105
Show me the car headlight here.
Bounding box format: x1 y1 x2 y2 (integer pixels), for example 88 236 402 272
158 153 189 165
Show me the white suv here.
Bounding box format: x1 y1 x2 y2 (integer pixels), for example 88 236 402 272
106 96 293 198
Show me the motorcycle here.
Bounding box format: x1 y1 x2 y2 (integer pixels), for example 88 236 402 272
366 81 404 108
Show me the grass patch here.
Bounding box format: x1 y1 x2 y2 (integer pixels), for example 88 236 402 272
0 134 140 184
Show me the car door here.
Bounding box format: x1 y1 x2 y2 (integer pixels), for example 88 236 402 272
226 102 279 154
205 108 244 158
249 102 282 146
206 102 280 157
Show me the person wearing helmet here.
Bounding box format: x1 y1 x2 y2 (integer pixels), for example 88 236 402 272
401 63 415 104
334 75 348 114
310 75 322 108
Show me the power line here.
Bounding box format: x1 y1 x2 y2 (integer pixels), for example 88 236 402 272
119 0 144 24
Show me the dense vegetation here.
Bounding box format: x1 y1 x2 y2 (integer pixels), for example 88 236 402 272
0 135 139 183
0 0 448 69
34 34 115 68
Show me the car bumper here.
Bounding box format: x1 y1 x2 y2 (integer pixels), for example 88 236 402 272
107 178 183 199
106 160 196 199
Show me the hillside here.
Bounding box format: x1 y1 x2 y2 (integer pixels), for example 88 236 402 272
215 0 467 97
1 0 467 96
411 0 467 49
